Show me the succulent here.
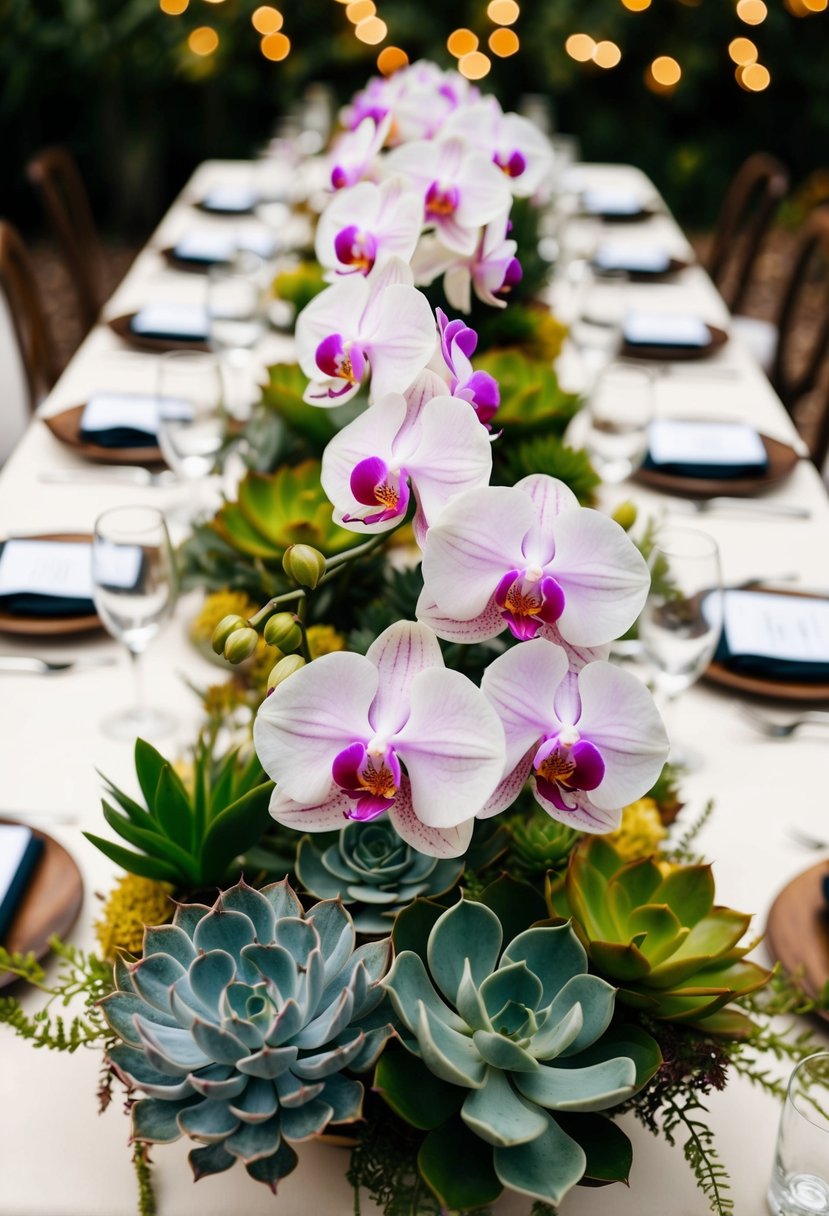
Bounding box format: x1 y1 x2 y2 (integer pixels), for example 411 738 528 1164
85 737 273 890
471 349 580 437
546 838 772 1031
507 803 582 879
496 434 600 506
295 822 464 936
378 887 660 1210
101 879 393 1191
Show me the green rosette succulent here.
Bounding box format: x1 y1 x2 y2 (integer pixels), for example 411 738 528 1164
547 837 771 1031
295 822 464 936
507 806 582 879
378 892 660 1210
100 879 393 1191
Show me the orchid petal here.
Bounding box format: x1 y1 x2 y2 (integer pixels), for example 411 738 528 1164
515 475 579 564
321 394 409 532
268 785 353 832
481 639 568 770
415 592 506 644
294 276 369 381
476 747 535 819
389 780 475 859
532 781 621 835
366 284 436 401
408 396 493 529
366 621 445 738
443 265 473 314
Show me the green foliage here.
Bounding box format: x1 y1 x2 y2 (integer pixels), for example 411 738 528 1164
272 261 326 313
476 305 567 361
505 801 583 880
661 1093 734 1216
0 938 113 1053
473 350 581 438
133 1143 157 1216
347 1094 444 1216
495 435 600 506
84 735 274 890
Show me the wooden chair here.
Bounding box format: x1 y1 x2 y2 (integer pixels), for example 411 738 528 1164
707 153 790 314
26 146 104 333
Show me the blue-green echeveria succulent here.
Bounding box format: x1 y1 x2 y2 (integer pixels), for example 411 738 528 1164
100 879 393 1191
295 822 464 935
380 896 661 1209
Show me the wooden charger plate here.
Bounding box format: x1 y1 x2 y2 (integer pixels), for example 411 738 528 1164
634 433 799 499
108 313 210 354
765 860 829 1022
621 323 729 362
0 532 101 636
705 588 829 703
592 257 690 282
44 403 163 466
0 818 84 990
193 197 257 217
160 247 231 274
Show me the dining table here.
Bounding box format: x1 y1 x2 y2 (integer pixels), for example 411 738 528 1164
0 156 827 1216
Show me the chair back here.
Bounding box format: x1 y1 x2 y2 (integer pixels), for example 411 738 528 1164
26 146 103 333
708 153 790 314
0 223 58 462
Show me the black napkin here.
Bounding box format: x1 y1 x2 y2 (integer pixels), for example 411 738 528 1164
0 826 44 942
713 632 829 683
0 541 96 617
128 317 207 343
79 422 156 449
641 452 769 480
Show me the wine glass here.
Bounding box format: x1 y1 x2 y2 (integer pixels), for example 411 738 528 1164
92 505 177 741
207 252 267 418
156 351 226 524
583 363 654 484
638 526 723 767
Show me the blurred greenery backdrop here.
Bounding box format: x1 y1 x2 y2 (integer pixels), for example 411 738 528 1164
2 0 827 234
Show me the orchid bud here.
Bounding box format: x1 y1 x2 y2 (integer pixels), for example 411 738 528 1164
263 612 303 653
282 544 326 589
612 500 638 532
267 654 306 692
212 614 248 655
223 627 259 664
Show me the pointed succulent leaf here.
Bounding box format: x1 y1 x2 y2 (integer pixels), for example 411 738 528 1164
529 1002 584 1061
652 864 715 925
626 904 687 966
194 910 257 968
244 1140 299 1191
480 961 542 1022
188 950 237 1013
515 1057 637 1112
492 1111 586 1205
191 1019 249 1066
172 902 212 938
142 925 197 968
100 991 178 1045
237 1044 299 1079
219 881 277 945
455 958 491 1032
199 782 274 884
427 900 503 1005
659 908 753 972
153 763 195 852
415 1000 487 1089
109 1043 195 1099
462 1067 549 1147
588 938 652 982
189 1142 236 1181
555 1023 662 1092
188 1068 247 1102
275 1071 325 1109
374 1043 464 1130
178 1098 240 1142
319 1073 364 1123
279 1097 335 1141
547 974 616 1058
224 1114 281 1163
99 801 200 881
475 874 548 944
265 998 305 1046
259 877 305 920
305 899 356 979
383 950 466 1037
242 944 297 1004
291 1032 366 1079
555 1113 633 1185
133 1096 196 1144
228 1077 278 1125
418 1117 503 1211
471 1030 539 1074
502 924 588 1009
82 832 181 884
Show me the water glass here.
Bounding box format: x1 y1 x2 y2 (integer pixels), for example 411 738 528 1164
156 351 225 482
92 505 177 741
207 253 267 363
769 1053 829 1216
583 364 654 483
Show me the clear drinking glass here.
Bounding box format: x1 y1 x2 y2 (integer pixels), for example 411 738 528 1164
638 526 723 766
207 253 267 418
769 1053 829 1216
583 364 654 483
156 351 225 524
92 505 177 741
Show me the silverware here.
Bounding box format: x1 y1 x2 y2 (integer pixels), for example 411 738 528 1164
0 655 117 675
672 497 812 520
739 705 829 739
787 826 829 851
40 468 177 489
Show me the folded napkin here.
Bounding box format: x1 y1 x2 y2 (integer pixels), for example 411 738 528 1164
173 228 277 266
643 419 769 479
79 392 192 448
198 185 259 214
0 539 96 617
593 241 672 276
623 311 710 349
130 303 209 343
0 826 44 942
582 188 648 218
714 590 829 683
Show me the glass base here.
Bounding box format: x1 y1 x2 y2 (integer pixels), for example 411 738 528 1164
101 706 177 742
769 1173 829 1216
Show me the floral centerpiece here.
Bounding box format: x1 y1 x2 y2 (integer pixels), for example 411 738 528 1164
2 58 825 1216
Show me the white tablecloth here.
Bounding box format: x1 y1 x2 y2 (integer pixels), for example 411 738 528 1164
0 160 827 1216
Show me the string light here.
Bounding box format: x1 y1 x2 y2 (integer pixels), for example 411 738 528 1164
736 0 768 22
261 30 290 59
345 0 374 22
377 46 409 74
487 0 520 24
489 28 520 55
803 0 828 9
651 55 681 84
593 39 621 67
621 0 651 9
188 26 219 54
458 50 491 79
159 0 188 14
252 6 283 34
738 62 771 89
565 33 596 61
447 28 478 56
728 36 758 64
355 15 387 43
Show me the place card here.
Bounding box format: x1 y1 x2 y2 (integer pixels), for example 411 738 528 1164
647 419 768 471
130 303 209 341
582 188 646 217
723 591 829 664
594 241 671 275
198 185 259 214
0 540 94 600
624 311 710 348
0 825 43 942
80 393 193 443
173 228 278 264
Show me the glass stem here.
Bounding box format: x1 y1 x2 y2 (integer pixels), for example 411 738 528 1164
129 648 145 719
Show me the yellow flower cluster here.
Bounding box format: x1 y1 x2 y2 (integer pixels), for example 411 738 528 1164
94 874 174 959
191 589 258 643
306 624 346 658
606 797 667 860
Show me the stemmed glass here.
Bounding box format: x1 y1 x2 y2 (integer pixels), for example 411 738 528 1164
583 363 654 484
92 505 177 741
638 526 723 767
207 252 267 419
156 350 226 524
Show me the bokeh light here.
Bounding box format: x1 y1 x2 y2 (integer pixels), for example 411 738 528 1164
159 0 188 14
736 0 768 22
458 50 492 79
447 28 479 56
345 0 374 22
650 55 682 85
738 62 771 89
593 39 621 68
377 46 409 74
487 0 520 24
356 15 387 43
565 33 596 62
621 0 652 9
252 6 282 34
261 31 290 59
803 0 828 9
489 28 520 56
188 26 219 54
728 36 758 64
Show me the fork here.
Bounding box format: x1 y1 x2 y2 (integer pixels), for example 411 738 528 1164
738 704 829 738
40 468 177 489
0 655 117 676
673 498 812 520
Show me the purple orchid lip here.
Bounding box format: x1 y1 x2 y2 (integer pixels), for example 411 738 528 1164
331 164 350 190
436 309 500 428
494 570 566 640
425 180 460 219
315 333 367 388
501 257 523 291
334 225 378 274
495 149 527 179
533 734 605 813
332 740 401 821
343 457 411 526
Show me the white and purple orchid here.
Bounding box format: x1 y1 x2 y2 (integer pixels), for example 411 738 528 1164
295 257 436 406
434 308 500 426
414 212 521 314
343 61 477 146
417 474 650 653
315 176 423 279
441 97 554 199
386 136 511 256
253 621 506 859
320 371 493 543
479 638 669 833
328 114 391 191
